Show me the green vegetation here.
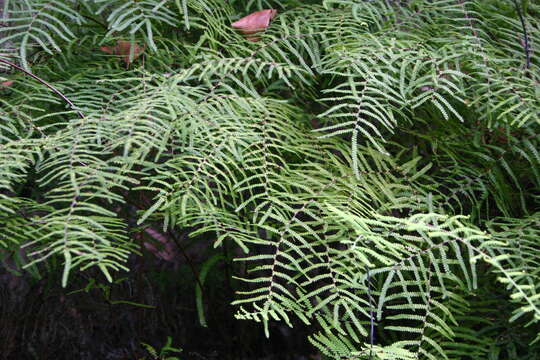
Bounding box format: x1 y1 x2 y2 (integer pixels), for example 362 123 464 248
0 0 539 358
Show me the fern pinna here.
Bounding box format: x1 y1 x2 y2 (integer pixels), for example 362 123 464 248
0 0 539 358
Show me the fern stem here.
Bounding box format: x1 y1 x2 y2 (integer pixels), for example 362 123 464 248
512 0 531 69
366 266 374 360
0 58 85 119
168 230 205 296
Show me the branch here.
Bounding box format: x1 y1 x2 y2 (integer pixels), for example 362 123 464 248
0 58 85 119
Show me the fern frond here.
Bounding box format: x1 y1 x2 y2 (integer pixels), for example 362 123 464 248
482 214 540 342
96 0 178 52
0 0 84 69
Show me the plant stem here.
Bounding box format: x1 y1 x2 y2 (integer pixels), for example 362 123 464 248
512 0 531 70
0 58 85 119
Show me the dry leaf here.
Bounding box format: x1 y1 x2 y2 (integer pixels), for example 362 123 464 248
99 40 145 64
232 9 277 42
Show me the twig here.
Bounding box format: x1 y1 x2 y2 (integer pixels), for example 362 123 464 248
512 0 531 70
0 58 85 119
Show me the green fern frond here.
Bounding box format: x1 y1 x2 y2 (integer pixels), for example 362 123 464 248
96 0 178 52
0 0 84 69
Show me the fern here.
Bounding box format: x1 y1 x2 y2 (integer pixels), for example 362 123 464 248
0 0 84 69
1 0 539 358
96 0 178 51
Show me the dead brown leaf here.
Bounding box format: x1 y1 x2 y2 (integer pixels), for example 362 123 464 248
99 40 145 64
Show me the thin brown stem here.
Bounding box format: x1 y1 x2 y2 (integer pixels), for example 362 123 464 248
0 58 85 119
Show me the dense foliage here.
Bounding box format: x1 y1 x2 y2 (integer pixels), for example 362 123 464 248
1 0 539 358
